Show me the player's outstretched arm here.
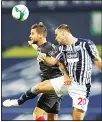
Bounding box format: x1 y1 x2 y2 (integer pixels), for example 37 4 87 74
94 55 102 72
43 56 58 66
37 52 58 66
38 54 72 85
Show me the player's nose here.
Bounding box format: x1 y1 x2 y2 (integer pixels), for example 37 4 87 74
29 35 31 39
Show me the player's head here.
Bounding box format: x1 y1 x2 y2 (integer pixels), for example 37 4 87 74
29 22 47 44
55 24 72 44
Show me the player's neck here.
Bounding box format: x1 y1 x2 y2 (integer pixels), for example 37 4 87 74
37 38 47 47
65 36 77 45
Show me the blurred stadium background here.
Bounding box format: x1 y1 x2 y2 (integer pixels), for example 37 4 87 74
2 0 102 120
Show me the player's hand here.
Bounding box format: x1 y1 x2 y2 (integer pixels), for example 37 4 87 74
64 75 72 86
28 41 33 46
3 99 19 107
28 41 38 50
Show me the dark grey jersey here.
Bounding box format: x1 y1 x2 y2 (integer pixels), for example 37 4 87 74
37 42 62 80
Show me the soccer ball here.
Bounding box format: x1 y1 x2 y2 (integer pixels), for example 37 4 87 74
12 5 29 21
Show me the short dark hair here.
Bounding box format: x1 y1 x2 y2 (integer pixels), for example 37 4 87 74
57 24 72 33
31 22 47 36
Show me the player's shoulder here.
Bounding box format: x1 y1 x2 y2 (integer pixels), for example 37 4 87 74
41 42 57 54
78 38 94 45
45 42 56 48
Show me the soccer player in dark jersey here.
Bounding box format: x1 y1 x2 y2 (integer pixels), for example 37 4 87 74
4 23 101 120
3 22 64 120
27 41 63 120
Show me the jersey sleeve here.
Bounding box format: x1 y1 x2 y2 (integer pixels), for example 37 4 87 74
48 44 63 60
85 40 99 60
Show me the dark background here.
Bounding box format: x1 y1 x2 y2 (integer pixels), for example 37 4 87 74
1 0 102 121
2 0 102 49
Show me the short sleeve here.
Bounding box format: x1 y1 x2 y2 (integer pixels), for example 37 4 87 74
85 40 99 59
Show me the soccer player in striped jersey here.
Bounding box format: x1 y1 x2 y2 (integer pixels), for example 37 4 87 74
40 24 102 120
3 24 102 120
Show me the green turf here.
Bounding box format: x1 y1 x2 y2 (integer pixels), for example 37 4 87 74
2 45 102 58
2 46 37 58
97 45 102 56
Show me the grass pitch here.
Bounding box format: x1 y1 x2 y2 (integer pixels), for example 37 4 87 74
2 45 102 58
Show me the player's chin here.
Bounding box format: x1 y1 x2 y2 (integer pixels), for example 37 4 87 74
57 39 61 44
58 41 61 44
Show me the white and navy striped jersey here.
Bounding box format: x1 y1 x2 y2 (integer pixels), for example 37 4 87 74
51 38 99 85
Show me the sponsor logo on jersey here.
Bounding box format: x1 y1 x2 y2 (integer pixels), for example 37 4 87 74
67 52 79 62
